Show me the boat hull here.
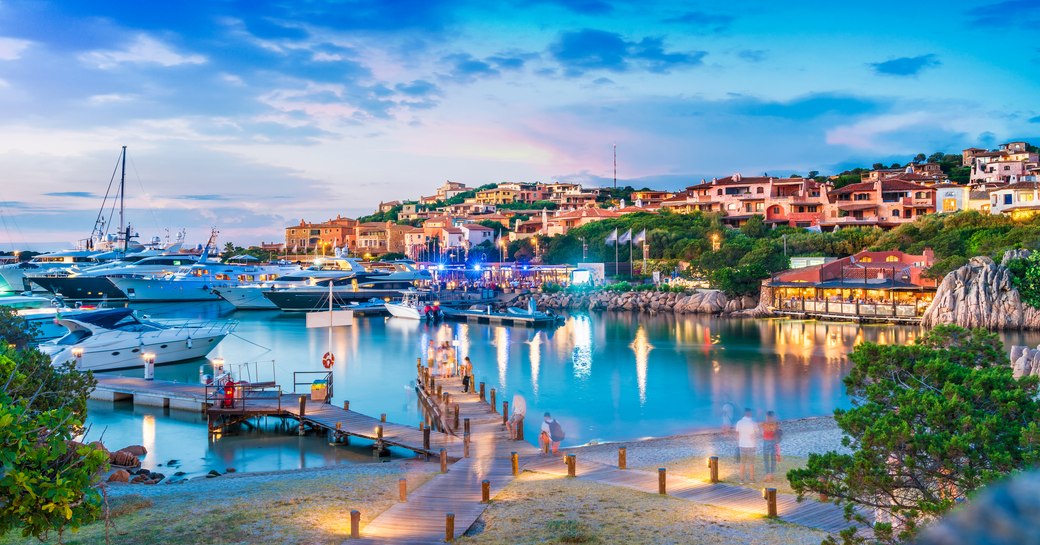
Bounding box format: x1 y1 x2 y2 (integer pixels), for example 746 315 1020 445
46 330 230 371
264 289 403 312
108 277 224 302
385 302 422 319
213 286 278 310
28 275 129 301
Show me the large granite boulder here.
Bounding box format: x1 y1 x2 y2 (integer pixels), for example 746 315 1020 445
922 250 1040 330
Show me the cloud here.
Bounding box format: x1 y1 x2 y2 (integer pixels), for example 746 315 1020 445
441 53 499 82
549 29 706 76
487 54 530 70
661 11 734 32
737 49 767 62
1029 116 1040 124
79 34 207 69
965 0 1040 28
735 93 882 120
171 194 232 201
43 191 98 198
88 93 136 104
869 54 941 77
0 37 32 60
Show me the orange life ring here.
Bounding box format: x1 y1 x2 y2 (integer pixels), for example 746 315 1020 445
322 352 335 369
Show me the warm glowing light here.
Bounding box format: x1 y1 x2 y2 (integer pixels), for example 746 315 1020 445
529 332 542 395
142 414 156 458
496 327 510 387
142 352 156 362
630 326 653 405
571 315 592 379
71 347 84 358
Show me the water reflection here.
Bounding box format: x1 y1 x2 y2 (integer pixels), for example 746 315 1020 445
94 303 1040 452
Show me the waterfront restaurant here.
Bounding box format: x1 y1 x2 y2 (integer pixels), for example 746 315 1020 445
766 249 937 322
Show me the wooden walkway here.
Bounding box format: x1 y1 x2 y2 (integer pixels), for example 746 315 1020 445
522 456 863 534
351 369 541 543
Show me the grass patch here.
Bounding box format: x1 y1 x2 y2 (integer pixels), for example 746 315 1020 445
105 495 153 519
545 520 598 543
642 455 808 496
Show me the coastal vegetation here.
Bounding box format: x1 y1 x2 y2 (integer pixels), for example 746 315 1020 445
0 312 107 542
787 325 1040 545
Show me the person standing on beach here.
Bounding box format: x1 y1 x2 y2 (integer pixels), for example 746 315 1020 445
506 392 527 439
761 411 781 482
734 408 759 484
721 402 735 433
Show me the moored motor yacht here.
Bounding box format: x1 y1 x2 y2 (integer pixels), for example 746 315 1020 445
27 253 199 302
39 308 234 371
385 290 444 320
212 256 371 310
0 295 110 341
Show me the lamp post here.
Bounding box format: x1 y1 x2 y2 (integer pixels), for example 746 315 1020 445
71 347 84 367
499 237 507 263
711 233 720 251
531 237 539 263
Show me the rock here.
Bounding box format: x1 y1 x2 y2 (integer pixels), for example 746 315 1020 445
173 471 186 477
119 445 147 456
130 475 148 484
922 250 1040 330
207 470 222 478
167 459 179 466
150 473 165 483
107 469 130 483
225 467 236 473
134 468 151 476
110 450 140 467
143 479 158 485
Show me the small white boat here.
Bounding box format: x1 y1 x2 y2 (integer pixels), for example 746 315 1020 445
39 308 234 371
0 295 109 341
385 290 444 321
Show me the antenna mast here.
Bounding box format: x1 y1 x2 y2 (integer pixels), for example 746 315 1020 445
120 145 127 251
613 143 617 191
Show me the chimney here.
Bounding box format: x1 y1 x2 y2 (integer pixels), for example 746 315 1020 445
922 248 934 264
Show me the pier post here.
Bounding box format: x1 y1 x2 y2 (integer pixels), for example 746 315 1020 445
423 427 431 452
566 454 576 477
445 513 455 542
453 404 459 430
343 400 350 411
444 392 450 406
298 396 306 436
481 479 490 503
511 452 519 476
398 478 407 502
463 418 470 436
708 456 719 483
376 425 383 440
618 447 626 469
436 384 442 398
658 468 667 495
333 422 342 445
764 488 778 518
479 382 485 401
349 510 360 539
380 413 386 423
516 416 524 441
440 448 448 473
502 401 509 426
463 433 470 458
490 389 496 413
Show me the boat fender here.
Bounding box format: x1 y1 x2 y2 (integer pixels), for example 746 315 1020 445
186 337 193 349
322 352 335 369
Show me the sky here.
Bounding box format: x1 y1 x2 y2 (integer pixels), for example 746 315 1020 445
0 0 1038 248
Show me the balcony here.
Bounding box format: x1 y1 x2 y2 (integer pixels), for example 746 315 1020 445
901 197 934 207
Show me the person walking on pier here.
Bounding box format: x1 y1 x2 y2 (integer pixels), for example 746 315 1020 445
460 357 473 392
734 408 759 484
761 411 781 482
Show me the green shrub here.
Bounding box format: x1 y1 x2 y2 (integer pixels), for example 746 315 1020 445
1007 253 1040 309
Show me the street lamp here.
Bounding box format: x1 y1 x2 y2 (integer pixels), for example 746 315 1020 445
499 237 507 263
143 352 156 381
531 237 539 262
71 347 84 366
711 233 720 251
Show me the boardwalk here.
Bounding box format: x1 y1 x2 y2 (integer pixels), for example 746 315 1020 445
522 456 863 534
352 370 541 544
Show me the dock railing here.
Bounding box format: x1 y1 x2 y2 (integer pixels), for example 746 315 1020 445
292 371 333 404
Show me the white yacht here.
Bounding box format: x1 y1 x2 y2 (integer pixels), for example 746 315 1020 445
385 290 444 320
213 256 369 310
108 248 301 302
39 308 234 371
0 295 110 341
28 253 199 302
0 250 109 293
262 260 433 312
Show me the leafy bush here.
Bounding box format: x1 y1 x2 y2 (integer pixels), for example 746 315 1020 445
1007 252 1040 309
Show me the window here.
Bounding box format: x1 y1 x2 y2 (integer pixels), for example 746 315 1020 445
1020 193 1034 202
1004 194 1013 205
886 255 899 262
755 202 764 212
915 192 927 199
717 189 722 196
1004 166 1011 171
892 209 901 218
756 187 764 194
797 206 805 213
859 256 872 262
855 193 871 201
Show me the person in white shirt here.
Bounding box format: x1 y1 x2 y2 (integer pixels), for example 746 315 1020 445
734 408 759 484
506 393 527 439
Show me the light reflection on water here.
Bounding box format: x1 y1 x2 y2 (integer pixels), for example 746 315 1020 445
87 302 1040 470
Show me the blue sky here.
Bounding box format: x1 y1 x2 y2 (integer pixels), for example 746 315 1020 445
0 0 1038 246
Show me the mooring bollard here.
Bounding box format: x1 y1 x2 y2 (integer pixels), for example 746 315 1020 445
423 427 431 451
376 425 383 440
502 401 509 425
445 512 455 542
658 468 667 495
343 400 350 411
464 417 471 435
420 421 425 431
516 416 524 441
618 447 627 469
437 384 442 398
708 456 719 484
399 478 407 502
380 413 387 423
440 448 448 473
454 404 460 430
349 509 360 539
511 452 519 476
764 487 778 518
481 479 490 503
490 389 496 412
298 395 306 436
566 454 576 477
464 433 470 458
479 382 485 401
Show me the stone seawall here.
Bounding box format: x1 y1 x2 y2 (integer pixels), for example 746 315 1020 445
922 249 1040 330
518 288 766 316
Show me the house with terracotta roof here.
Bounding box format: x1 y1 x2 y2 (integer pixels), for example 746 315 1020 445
821 179 934 229
459 223 497 247
284 215 358 253
545 207 620 236
767 249 937 323
629 190 674 207
965 142 1039 184
660 174 829 227
402 227 431 260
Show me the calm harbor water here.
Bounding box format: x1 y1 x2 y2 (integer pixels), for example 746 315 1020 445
85 302 1040 476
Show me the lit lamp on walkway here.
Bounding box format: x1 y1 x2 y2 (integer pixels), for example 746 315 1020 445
143 352 156 381
211 357 225 377
711 233 721 251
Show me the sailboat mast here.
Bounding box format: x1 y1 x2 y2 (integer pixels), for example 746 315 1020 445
328 281 333 357
120 145 127 252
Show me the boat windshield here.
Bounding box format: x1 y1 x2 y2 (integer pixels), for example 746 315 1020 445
56 329 92 345
109 314 163 332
